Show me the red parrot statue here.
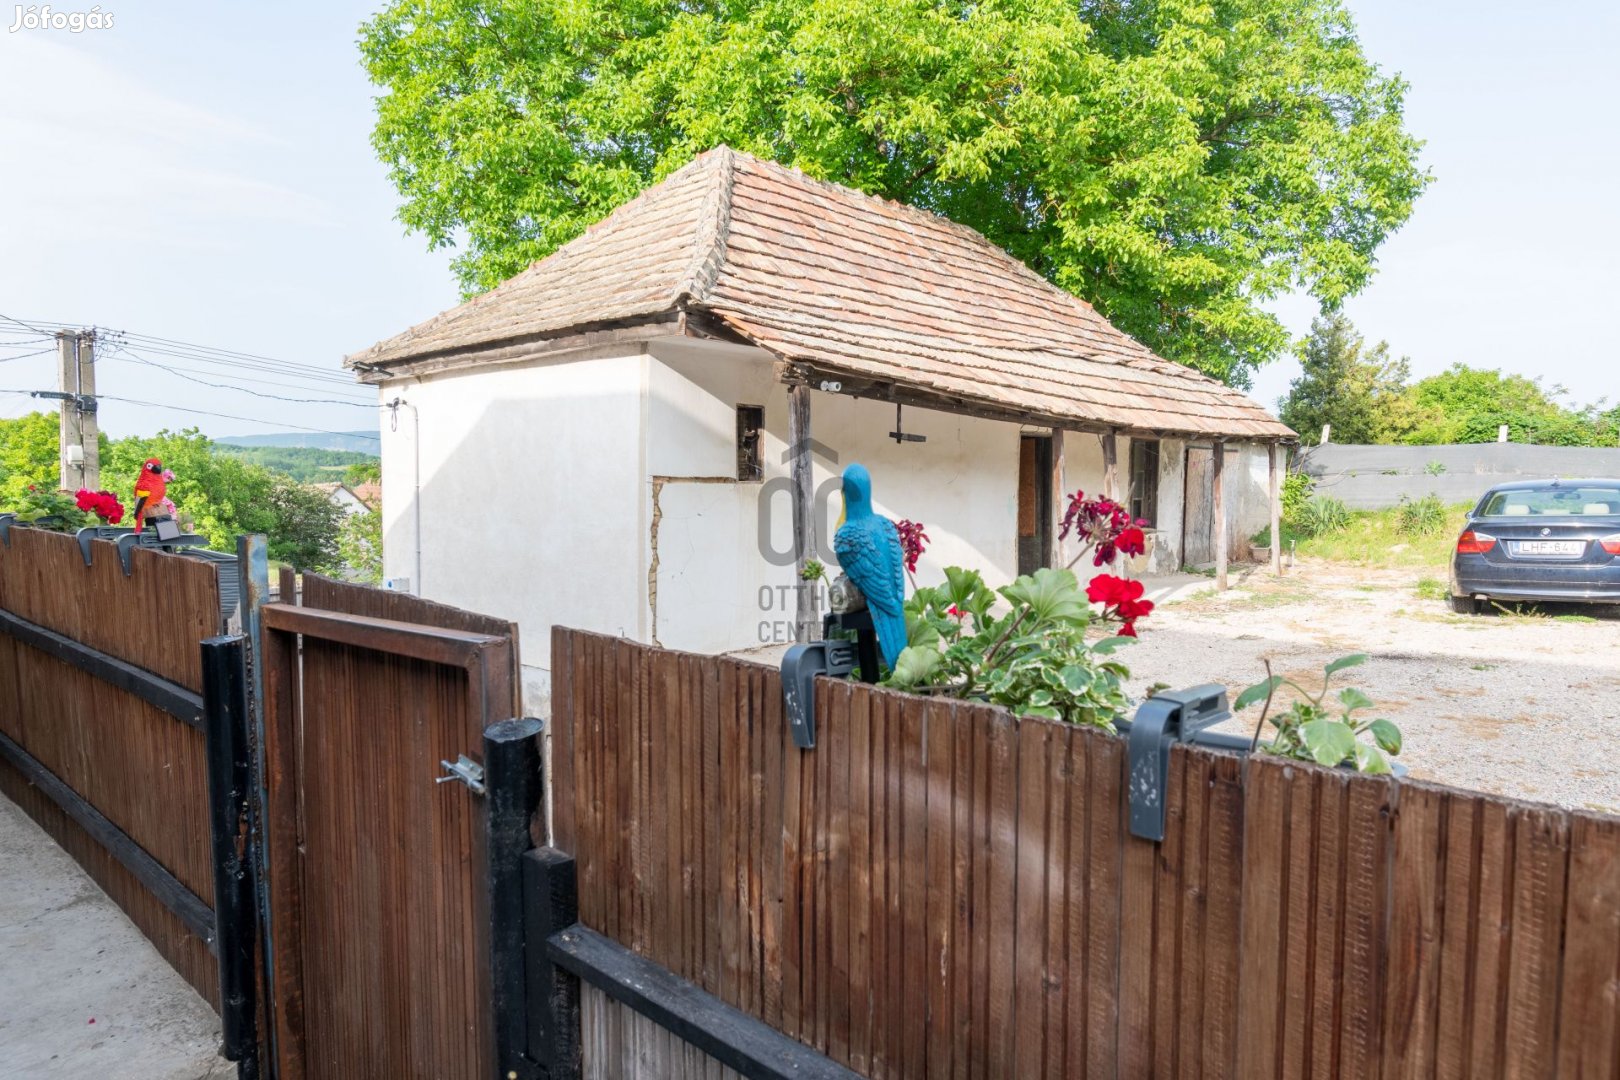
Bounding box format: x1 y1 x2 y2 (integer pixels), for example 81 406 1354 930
131 458 167 534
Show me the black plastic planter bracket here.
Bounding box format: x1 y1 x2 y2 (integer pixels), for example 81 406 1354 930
779 639 857 749
1122 684 1239 842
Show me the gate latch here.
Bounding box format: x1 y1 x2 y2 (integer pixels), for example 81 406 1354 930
437 754 486 795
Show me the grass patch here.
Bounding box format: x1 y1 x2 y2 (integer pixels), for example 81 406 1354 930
1414 576 1450 601
1256 503 1473 571
1553 613 1599 624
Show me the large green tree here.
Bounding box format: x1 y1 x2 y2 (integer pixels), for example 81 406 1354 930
1279 313 1422 444
359 0 1428 385
1400 366 1608 446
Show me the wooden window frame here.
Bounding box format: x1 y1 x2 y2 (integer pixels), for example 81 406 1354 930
1129 439 1160 526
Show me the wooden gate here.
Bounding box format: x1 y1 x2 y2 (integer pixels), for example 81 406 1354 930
1182 444 1216 567
259 574 520 1080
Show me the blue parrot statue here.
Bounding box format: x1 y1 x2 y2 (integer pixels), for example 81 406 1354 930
832 463 908 669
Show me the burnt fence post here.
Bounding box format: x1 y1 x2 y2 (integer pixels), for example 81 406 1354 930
524 847 581 1080
484 717 545 1079
201 634 259 1079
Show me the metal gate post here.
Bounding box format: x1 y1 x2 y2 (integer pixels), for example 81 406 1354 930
484 717 545 1079
202 634 260 1079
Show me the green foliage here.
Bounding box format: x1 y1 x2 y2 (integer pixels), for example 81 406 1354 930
343 459 383 487
215 445 380 483
360 0 1428 386
1280 471 1315 522
1395 493 1446 538
885 566 1133 729
1279 313 1423 444
1399 365 1618 447
0 412 66 502
1291 502 1472 570
3 485 97 530
1292 495 1351 538
338 509 384 585
1238 654 1402 773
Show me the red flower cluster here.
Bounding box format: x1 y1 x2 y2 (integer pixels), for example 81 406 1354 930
896 519 929 573
1059 489 1149 566
74 488 125 525
1085 573 1155 637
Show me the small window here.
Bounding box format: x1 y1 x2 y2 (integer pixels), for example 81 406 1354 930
1129 440 1160 525
736 405 765 481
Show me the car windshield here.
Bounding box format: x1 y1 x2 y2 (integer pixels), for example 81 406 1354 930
1480 486 1620 517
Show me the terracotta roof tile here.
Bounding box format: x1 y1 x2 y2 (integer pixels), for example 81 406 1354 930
349 147 1292 439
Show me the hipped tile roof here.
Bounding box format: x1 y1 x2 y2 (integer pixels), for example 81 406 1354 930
350 147 1292 439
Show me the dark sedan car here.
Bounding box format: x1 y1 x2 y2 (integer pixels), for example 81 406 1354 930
1450 479 1620 613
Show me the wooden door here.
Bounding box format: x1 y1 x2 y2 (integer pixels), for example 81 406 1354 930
260 593 517 1080
1017 435 1053 576
1182 445 1215 568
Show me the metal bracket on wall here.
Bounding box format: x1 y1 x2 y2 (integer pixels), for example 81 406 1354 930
1120 684 1246 842
780 638 857 750
0 513 13 547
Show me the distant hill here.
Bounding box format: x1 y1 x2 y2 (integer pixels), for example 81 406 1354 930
217 431 380 454
216 444 380 483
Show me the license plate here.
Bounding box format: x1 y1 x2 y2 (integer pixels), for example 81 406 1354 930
1514 540 1584 556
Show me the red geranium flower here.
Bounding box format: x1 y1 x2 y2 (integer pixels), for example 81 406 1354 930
1117 527 1146 558
895 519 930 574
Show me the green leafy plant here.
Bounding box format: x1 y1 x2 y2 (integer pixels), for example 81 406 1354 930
886 566 1135 728
1236 654 1402 773
1 484 96 531
800 559 826 582
1395 493 1447 537
1280 471 1315 521
1292 495 1352 538
1424 460 1447 476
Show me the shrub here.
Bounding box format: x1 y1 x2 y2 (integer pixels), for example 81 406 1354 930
1396 493 1447 537
1280 470 1315 521
1293 495 1351 538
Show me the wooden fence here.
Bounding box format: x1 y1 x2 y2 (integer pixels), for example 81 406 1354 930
549 627 1620 1079
0 526 226 1005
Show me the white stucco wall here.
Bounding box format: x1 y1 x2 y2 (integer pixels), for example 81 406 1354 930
375 338 1279 704
378 353 648 708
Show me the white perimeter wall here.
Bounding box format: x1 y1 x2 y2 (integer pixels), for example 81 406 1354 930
378 353 648 708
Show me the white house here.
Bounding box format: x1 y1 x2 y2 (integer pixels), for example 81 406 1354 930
309 482 371 517
348 148 1294 709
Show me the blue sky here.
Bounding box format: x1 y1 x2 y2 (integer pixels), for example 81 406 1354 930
1 0 1615 441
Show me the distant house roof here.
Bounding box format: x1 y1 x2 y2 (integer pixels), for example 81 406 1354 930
349 147 1291 440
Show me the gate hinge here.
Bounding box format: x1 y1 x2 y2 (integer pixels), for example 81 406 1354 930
437 754 486 795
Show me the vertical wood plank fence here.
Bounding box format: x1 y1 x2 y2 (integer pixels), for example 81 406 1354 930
0 526 226 1004
549 627 1620 1079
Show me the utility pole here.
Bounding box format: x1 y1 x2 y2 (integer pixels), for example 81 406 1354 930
56 331 83 490
53 329 99 491
77 331 99 489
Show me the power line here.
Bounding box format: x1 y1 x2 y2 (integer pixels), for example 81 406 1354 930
92 393 381 441
0 348 57 362
0 312 56 336
108 345 375 407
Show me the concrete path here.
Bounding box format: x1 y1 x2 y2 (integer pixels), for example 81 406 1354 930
0 792 226 1079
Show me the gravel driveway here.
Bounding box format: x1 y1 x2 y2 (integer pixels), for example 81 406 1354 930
1125 560 1620 813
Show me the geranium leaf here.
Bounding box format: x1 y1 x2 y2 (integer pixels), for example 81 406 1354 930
1234 676 1283 711
1324 653 1370 676
1367 718 1402 755
1300 719 1357 767
1353 742 1392 774
1337 687 1375 713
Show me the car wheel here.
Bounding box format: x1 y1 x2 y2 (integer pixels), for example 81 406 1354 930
1449 595 1478 615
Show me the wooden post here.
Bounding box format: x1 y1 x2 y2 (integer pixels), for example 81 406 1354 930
1051 429 1068 567
1268 443 1283 576
787 383 816 642
1213 441 1228 590
485 717 544 1080
1101 430 1119 501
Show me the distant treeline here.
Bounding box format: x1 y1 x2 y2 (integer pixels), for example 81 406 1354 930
215 445 379 483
